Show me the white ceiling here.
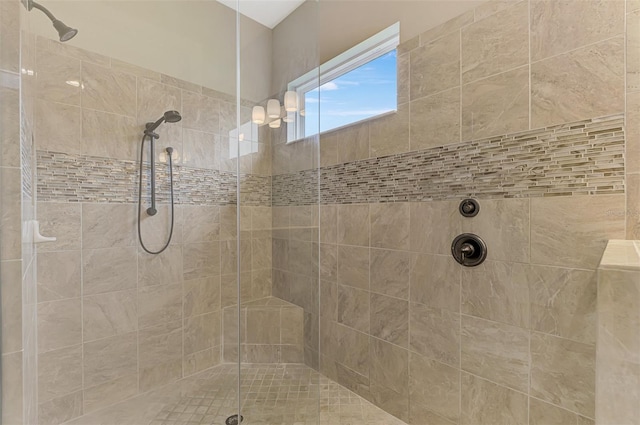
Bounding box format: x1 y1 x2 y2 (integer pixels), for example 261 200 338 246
217 0 306 29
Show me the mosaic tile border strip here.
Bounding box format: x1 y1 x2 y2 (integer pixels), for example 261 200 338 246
273 114 626 206
36 151 272 206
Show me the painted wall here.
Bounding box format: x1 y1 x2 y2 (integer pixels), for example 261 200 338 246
28 0 273 102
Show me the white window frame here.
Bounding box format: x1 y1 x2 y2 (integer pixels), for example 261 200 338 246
286 22 400 143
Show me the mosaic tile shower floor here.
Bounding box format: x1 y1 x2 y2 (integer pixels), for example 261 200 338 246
65 363 407 425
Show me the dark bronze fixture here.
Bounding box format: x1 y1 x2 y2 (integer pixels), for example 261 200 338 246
21 0 77 42
451 233 487 267
459 198 480 217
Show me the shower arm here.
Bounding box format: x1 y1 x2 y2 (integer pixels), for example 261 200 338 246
22 0 56 21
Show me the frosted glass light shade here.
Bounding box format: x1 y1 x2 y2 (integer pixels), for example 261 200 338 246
268 118 281 128
267 99 281 119
284 91 298 112
252 106 265 124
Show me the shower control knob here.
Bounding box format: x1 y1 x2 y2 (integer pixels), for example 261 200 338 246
451 233 487 267
459 198 480 217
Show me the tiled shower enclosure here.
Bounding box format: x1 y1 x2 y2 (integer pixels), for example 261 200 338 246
1 0 639 424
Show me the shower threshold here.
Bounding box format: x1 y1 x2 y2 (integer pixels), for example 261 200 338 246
62 363 407 425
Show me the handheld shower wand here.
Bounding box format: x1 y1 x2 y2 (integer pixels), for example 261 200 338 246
137 111 182 255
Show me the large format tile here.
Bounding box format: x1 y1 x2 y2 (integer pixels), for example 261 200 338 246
36 202 81 252
83 290 137 342
410 87 460 150
138 284 182 329
82 109 138 160
83 247 137 295
530 332 595 417
529 397 595 425
138 245 183 287
82 62 136 116
138 321 183 392
38 391 83 425
529 266 596 344
629 10 640 92
337 285 370 333
460 372 528 425
37 251 81 302
370 293 408 347
82 204 136 249
36 49 81 106
137 78 182 124
461 315 529 392
38 344 82 403
370 203 409 250
409 352 460 423
83 332 137 387
336 122 369 163
181 91 220 134
410 254 460 313
0 167 20 260
370 337 409 395
183 242 221 280
531 38 624 128
462 65 529 140
337 245 369 290
530 195 625 269
461 261 530 328
369 103 410 157
410 200 461 255
409 303 460 366
370 248 410 299
36 99 82 154
530 0 624 61
410 31 460 100
337 204 369 246
461 1 528 84
183 276 220 317
1 260 21 353
37 298 82 353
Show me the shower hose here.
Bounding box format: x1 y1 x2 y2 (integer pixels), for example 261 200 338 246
137 133 175 255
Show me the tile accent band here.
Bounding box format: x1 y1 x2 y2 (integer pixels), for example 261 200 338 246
272 114 625 206
36 151 272 206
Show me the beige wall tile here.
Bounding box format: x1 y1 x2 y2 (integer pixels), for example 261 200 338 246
410 303 460 367
137 78 182 124
461 261 530 328
184 348 220 376
530 332 595 417
410 32 460 100
462 1 528 84
530 195 625 269
628 10 640 92
82 203 136 249
530 266 596 344
461 315 529 392
410 201 461 255
184 311 220 353
410 254 460 312
0 167 21 260
630 0 640 13
138 321 182 391
138 284 182 329
370 338 409 395
462 198 530 263
531 38 624 129
530 398 594 425
83 290 137 342
246 308 280 344
182 129 217 170
337 123 369 163
138 245 183 287
139 204 182 247
82 62 136 116
83 374 138 414
0 85 20 168
474 0 525 21
83 247 137 295
320 205 337 244
333 322 370 376
628 173 640 239
1 351 23 424
460 372 528 425
420 9 474 46
369 104 410 157
410 87 460 150
320 133 338 167
281 307 304 346
338 285 370 333
370 294 409 348
39 37 110 67
83 332 137 387
37 251 81 302
38 298 82 352
36 50 81 106
38 344 82 402
337 245 369 290
397 53 410 106
182 90 220 133
409 352 460 423
37 202 81 252
183 242 221 280
38 391 83 425
82 109 138 160
531 0 624 61
36 99 82 154
0 0 20 73
370 248 410 299
462 66 529 140
184 276 220 317
1 260 22 353
370 202 409 250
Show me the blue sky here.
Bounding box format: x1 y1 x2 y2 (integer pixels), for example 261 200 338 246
304 51 397 136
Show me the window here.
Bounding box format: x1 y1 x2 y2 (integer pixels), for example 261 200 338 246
287 22 400 142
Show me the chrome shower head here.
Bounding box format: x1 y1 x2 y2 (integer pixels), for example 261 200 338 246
145 110 182 135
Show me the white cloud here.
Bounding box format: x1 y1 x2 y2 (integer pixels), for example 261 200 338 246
324 108 394 117
319 81 339 91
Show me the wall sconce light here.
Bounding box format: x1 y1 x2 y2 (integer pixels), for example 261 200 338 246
252 91 299 128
